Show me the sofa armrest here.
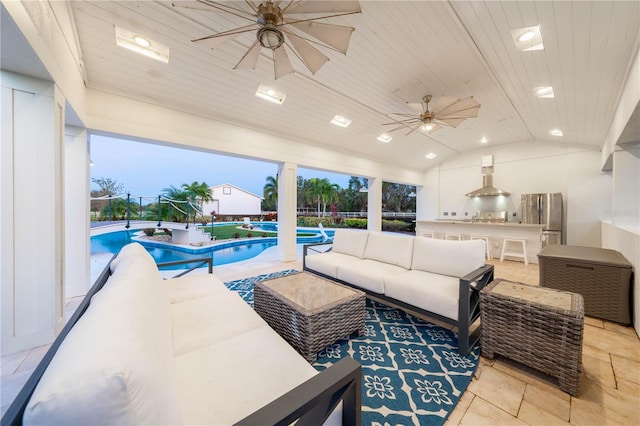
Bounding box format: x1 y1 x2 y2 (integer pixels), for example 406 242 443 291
457 264 495 355
460 264 495 291
235 357 361 426
303 243 333 270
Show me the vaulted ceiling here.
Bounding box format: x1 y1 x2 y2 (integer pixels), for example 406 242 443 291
4 1 640 171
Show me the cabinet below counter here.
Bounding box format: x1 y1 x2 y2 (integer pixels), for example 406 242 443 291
415 220 545 264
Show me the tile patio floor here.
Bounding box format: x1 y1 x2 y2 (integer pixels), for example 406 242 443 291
2 246 639 424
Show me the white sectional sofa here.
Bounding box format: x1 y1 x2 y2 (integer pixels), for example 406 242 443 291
303 230 495 355
5 243 360 426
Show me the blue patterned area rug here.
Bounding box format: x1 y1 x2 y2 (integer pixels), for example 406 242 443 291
225 270 479 426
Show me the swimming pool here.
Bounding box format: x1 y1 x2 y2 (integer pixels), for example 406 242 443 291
91 226 334 269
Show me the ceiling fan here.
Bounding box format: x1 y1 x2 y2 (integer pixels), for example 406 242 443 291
173 0 361 79
384 94 481 135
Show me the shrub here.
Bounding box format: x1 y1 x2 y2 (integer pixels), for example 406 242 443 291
262 233 268 238
382 219 412 233
142 228 155 237
233 232 240 239
246 231 252 238
345 218 367 229
195 216 209 226
297 216 334 227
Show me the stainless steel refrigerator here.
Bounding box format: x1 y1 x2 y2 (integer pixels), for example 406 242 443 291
521 193 563 246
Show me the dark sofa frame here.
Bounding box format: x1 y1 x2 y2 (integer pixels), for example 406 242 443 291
303 242 495 356
1 255 361 426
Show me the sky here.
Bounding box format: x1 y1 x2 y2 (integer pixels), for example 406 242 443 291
90 135 352 198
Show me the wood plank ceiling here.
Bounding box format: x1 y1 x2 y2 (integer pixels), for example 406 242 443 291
68 0 639 172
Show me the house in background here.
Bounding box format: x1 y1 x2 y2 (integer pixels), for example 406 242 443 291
202 184 263 218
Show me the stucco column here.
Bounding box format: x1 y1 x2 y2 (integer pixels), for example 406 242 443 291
65 127 90 298
277 162 297 262
367 177 382 231
1 71 66 355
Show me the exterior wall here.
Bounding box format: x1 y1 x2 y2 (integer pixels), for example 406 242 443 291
203 184 262 216
1 71 65 354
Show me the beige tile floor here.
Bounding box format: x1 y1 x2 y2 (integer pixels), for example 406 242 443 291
2 247 639 425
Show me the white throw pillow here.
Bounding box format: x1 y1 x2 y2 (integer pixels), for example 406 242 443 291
411 237 485 277
331 229 369 258
363 232 414 269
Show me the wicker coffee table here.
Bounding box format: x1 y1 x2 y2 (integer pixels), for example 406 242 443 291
480 279 584 396
254 272 366 363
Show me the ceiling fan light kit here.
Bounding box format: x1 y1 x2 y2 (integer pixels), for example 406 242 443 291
181 0 361 79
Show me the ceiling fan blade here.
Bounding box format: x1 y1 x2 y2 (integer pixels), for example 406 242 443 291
285 31 329 74
274 46 294 79
431 95 460 114
406 102 425 113
192 24 259 48
405 122 424 136
287 21 354 54
284 1 361 15
435 96 481 118
436 117 467 128
389 113 421 119
234 40 262 70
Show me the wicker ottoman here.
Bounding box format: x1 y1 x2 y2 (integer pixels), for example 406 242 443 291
480 279 584 396
254 272 366 363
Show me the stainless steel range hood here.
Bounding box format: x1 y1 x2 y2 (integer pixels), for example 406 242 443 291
465 155 510 197
465 174 510 197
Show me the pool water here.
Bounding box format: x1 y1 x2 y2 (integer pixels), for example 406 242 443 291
91 226 333 269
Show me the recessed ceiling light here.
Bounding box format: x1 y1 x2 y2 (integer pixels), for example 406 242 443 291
535 86 555 98
133 35 150 47
255 84 286 105
425 152 437 159
518 31 536 42
377 133 393 143
330 115 352 128
549 129 563 137
115 27 169 63
511 25 543 51
480 136 488 144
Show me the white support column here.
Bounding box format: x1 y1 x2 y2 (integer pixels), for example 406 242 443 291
1 72 65 355
277 162 297 262
367 177 382 232
64 126 90 298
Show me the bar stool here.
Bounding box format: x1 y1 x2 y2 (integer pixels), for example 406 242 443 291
445 233 462 240
500 238 528 265
470 235 492 260
420 232 436 238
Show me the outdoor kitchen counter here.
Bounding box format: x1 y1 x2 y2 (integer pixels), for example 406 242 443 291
416 221 544 264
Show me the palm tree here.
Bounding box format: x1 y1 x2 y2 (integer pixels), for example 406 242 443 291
162 185 189 222
182 181 212 215
263 175 278 211
306 178 340 217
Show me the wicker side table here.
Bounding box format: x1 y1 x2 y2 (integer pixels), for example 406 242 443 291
480 279 584 396
254 272 366 363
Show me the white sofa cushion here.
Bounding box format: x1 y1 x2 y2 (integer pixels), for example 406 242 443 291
363 232 414 269
412 238 485 277
385 270 461 320
337 259 407 294
174 326 320 425
166 273 229 303
24 265 182 425
331 229 369 258
305 251 361 278
171 291 267 356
